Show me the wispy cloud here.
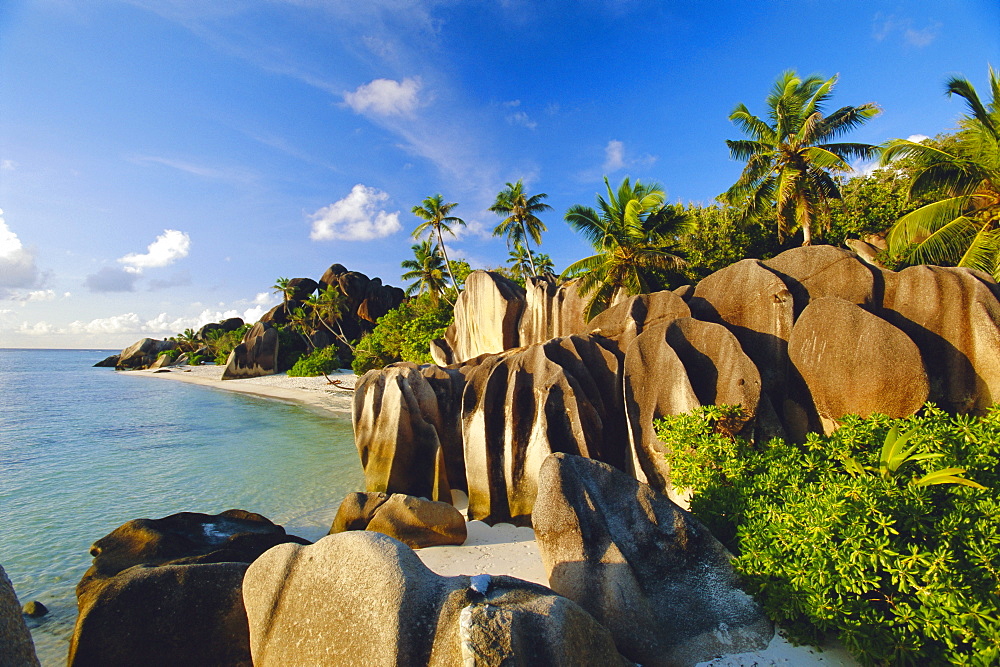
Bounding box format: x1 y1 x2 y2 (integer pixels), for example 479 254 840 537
310 184 402 241
604 140 626 172
130 155 256 184
86 267 139 293
872 13 941 48
344 77 423 116
578 140 658 181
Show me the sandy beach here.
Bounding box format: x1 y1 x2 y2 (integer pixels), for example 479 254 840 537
130 362 857 666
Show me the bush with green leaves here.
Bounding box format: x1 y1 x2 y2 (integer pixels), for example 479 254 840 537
206 324 251 365
288 345 340 377
656 405 1000 665
352 293 453 375
157 348 181 362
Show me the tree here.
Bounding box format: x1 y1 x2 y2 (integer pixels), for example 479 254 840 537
271 277 294 306
562 176 692 320
401 240 449 305
506 243 556 279
305 286 354 352
723 71 881 245
489 179 551 276
412 194 466 295
880 67 1000 277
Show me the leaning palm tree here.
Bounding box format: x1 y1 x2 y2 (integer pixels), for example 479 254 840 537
305 286 354 351
401 240 449 305
880 67 1000 277
723 71 881 245
271 277 294 307
411 194 466 293
490 179 551 276
561 176 692 320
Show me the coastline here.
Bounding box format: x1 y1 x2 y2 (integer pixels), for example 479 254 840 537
125 364 357 419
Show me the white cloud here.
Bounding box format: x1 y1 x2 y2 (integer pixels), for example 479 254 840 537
1 159 16 171
907 134 930 143
243 305 267 323
0 209 42 296
253 291 272 306
344 77 422 116
118 229 191 273
506 111 537 130
604 140 626 172
19 320 58 335
872 14 940 48
24 289 55 302
309 184 402 241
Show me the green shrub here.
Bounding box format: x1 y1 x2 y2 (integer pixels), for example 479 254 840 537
157 348 181 362
187 354 204 366
656 405 1000 665
288 345 340 377
207 325 251 365
352 293 453 375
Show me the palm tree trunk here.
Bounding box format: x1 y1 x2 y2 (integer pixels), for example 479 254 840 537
520 218 538 277
437 226 460 302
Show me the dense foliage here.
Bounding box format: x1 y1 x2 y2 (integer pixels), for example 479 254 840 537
656 405 1000 666
351 293 454 374
288 344 340 377
206 324 251 365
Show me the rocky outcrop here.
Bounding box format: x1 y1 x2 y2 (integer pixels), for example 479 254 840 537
197 318 245 341
242 531 629 666
533 453 773 667
587 289 691 354
1 564 40 667
517 275 589 347
93 354 119 368
221 322 278 380
763 245 879 318
353 364 464 502
462 334 627 525
70 510 307 667
115 338 178 370
69 562 251 667
433 271 526 365
880 265 1000 414
789 297 930 433
286 277 318 302
329 491 391 533
365 493 467 548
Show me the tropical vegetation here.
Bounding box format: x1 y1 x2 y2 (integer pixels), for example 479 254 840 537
880 67 1000 277
723 70 881 245
562 176 691 320
490 179 551 277
412 194 466 297
401 240 449 304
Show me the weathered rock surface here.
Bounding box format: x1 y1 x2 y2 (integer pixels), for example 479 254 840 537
587 290 691 354
437 271 526 364
116 338 178 370
881 265 1000 414
221 322 278 380
763 245 879 318
789 297 930 432
93 354 120 368
329 491 391 533
533 453 773 667
70 510 306 667
286 277 318 302
69 562 251 667
1 564 40 667
462 334 626 525
622 322 700 490
21 600 47 617
518 275 589 347
365 493 467 548
242 531 628 666
353 364 460 502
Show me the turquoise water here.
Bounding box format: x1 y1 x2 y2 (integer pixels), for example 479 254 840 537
0 348 364 665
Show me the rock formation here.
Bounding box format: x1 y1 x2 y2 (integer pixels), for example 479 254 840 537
242 531 629 666
221 322 278 380
517 275 589 347
70 510 308 667
432 271 526 365
115 338 178 370
533 453 773 667
0 564 40 667
364 493 468 548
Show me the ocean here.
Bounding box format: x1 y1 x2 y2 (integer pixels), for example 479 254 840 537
0 348 364 665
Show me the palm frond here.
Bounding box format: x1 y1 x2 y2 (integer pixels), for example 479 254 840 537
886 196 975 257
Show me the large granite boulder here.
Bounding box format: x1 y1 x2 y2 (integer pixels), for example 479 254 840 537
763 245 880 318
93 354 120 368
518 275 589 347
586 289 691 354
352 365 457 502
70 510 306 667
365 493 467 549
242 531 628 666
221 322 278 380
259 300 301 326
789 297 929 432
116 338 178 370
437 271 526 364
622 322 700 491
220 317 245 332
69 562 251 667
329 491 391 533
462 335 626 525
357 277 405 323
286 277 318 302
880 265 1000 414
317 262 349 293
533 453 773 667
1 564 40 667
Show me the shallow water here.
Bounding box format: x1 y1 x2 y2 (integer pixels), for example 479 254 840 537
0 348 364 665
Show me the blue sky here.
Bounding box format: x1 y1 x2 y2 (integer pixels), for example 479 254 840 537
1 0 996 348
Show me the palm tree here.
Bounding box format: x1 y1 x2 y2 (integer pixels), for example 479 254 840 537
880 67 1000 277
305 286 354 351
533 252 555 275
562 176 692 320
271 277 294 307
401 240 449 304
412 194 466 294
506 243 532 280
723 71 881 245
490 179 551 276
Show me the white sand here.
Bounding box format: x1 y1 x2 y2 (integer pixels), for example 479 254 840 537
132 363 858 666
